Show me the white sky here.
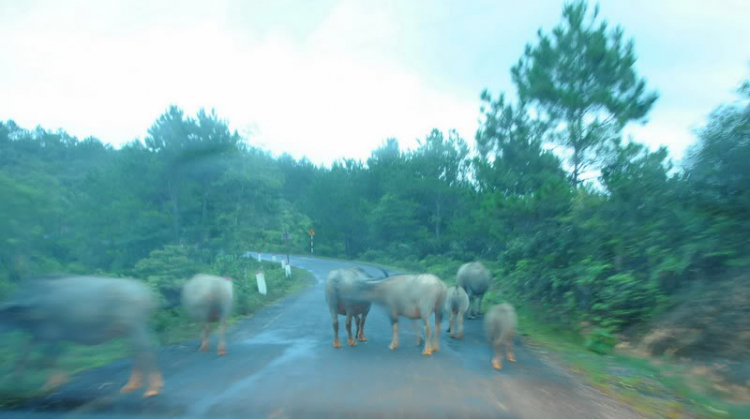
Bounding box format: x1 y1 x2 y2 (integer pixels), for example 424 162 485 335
1 0 748 164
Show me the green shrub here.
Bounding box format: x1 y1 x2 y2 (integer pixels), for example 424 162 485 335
584 328 617 355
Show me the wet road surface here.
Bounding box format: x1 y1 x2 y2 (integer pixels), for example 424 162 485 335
9 254 641 419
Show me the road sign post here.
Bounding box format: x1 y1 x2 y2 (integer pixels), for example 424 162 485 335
282 230 291 264
255 270 267 295
309 228 315 255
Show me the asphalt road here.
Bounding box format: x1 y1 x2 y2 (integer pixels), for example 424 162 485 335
9 254 641 419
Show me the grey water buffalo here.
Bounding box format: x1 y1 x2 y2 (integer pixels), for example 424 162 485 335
181 273 234 356
325 267 387 348
444 285 469 339
484 303 518 370
345 274 447 355
0 275 163 397
457 262 491 319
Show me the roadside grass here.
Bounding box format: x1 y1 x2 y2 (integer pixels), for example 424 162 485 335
485 291 750 419
0 265 315 407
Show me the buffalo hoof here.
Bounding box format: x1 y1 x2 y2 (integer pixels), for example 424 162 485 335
333 339 342 349
200 342 209 352
422 347 433 356
120 372 143 394
43 373 69 391
143 389 160 398
357 335 367 342
217 344 227 356
388 342 398 350
347 338 357 346
492 358 502 370
457 333 464 340
143 373 163 398
507 353 516 362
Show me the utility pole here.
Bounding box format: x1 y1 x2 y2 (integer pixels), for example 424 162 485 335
309 228 315 254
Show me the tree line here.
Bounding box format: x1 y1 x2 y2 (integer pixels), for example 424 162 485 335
1 1 748 331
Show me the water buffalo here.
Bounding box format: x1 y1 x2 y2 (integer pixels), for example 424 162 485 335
484 303 517 370
0 275 163 397
181 274 234 356
457 262 490 319
444 285 469 339
325 267 387 348
346 274 447 355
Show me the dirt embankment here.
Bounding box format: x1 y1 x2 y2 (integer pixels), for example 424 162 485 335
630 273 750 400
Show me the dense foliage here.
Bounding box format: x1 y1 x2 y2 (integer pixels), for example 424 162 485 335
1 1 748 332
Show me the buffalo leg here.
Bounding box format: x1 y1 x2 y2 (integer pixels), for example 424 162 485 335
329 308 341 348
421 314 433 355
433 307 442 352
138 326 163 397
476 294 485 317
41 344 67 391
121 349 145 394
457 311 465 339
345 313 357 346
412 320 422 346
466 294 475 319
506 337 516 362
449 311 456 338
145 369 164 398
217 318 227 356
492 338 503 370
123 325 163 397
358 313 368 342
388 316 399 350
200 323 211 352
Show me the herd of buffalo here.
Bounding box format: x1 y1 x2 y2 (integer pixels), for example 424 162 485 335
0 260 517 399
325 262 517 368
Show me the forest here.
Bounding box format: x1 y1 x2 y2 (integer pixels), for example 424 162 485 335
1 1 749 338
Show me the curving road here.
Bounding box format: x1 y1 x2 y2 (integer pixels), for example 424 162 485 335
9 254 641 419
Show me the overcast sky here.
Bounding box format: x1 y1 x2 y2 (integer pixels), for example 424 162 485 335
1 0 748 164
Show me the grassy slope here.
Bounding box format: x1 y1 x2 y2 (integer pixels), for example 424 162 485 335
0 266 315 407
483 290 749 419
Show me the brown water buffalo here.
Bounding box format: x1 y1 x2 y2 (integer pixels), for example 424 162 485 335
181 273 234 356
345 274 447 355
484 303 518 370
445 284 469 339
457 262 491 319
0 275 163 397
325 267 387 348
